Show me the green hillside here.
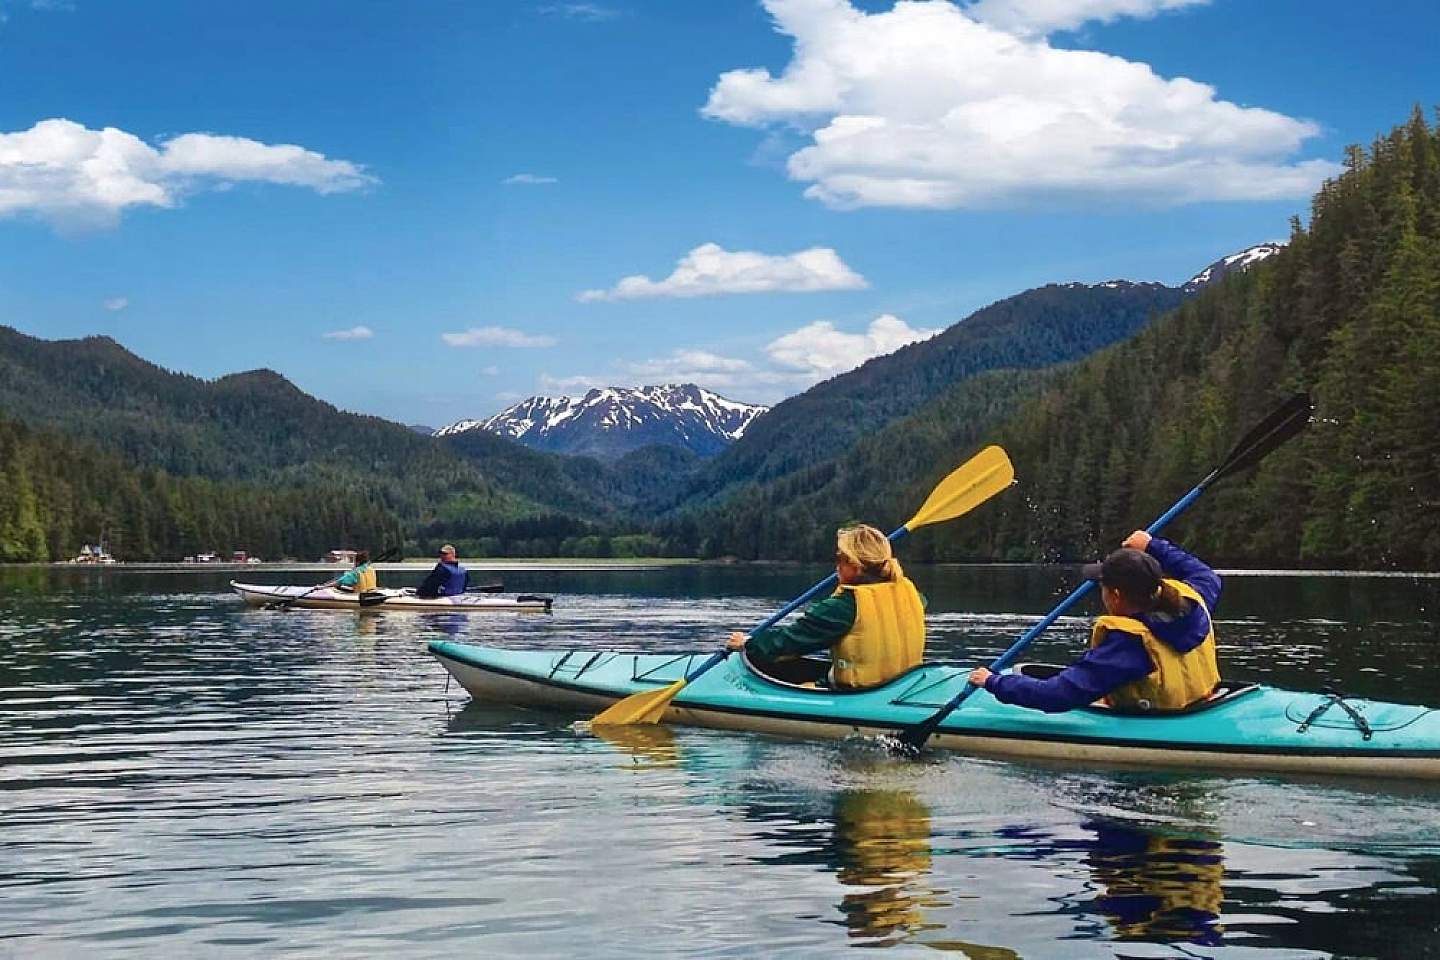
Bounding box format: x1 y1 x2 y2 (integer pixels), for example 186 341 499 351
675 281 1186 512
0 413 403 562
0 329 638 559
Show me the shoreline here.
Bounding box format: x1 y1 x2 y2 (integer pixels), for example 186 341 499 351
14 558 1440 578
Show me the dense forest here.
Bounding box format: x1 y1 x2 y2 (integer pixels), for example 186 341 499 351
0 414 403 561
679 108 1440 570
0 411 684 562
0 331 657 560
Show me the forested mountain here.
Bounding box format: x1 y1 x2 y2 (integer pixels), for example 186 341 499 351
0 329 638 560
0 413 404 562
678 108 1440 570
439 429 701 520
657 367 1057 560
675 281 1187 511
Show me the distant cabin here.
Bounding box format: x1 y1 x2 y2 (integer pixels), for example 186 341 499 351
325 549 358 564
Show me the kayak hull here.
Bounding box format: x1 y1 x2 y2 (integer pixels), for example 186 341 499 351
429 641 1440 780
232 582 552 613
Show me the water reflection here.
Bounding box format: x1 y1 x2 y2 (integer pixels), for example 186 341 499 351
589 723 683 770
1083 821 1224 945
830 788 945 946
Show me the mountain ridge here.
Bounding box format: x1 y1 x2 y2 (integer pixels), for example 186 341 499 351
437 383 767 460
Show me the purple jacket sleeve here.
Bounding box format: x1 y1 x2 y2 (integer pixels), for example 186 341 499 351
1146 537 1221 611
983 633 1154 713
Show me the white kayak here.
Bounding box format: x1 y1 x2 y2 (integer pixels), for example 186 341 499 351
230 581 554 613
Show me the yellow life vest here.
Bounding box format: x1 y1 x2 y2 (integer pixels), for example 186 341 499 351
1090 578 1219 711
338 565 377 593
831 578 926 690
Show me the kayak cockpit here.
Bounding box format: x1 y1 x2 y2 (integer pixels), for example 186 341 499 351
741 654 1262 718
1012 662 1262 716
743 652 833 688
741 652 944 697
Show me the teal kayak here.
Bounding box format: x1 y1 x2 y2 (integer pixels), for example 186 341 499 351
429 641 1440 780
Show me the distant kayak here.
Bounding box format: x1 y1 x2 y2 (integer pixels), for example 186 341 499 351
232 582 553 613
430 641 1440 780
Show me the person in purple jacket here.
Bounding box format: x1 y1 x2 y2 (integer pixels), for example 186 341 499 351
969 531 1223 713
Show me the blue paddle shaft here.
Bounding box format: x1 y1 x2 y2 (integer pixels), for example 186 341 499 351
936 477 1213 714
684 524 914 682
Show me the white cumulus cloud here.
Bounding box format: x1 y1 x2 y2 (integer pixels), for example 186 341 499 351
550 313 941 402
766 313 939 381
102 296 128 312
503 172 558 185
621 349 771 392
442 326 557 348
322 325 374 341
702 0 1338 210
0 118 374 228
578 242 867 302
965 0 1208 36
539 373 608 393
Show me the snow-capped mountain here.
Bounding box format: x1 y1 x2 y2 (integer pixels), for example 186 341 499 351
436 384 768 460
1182 242 1286 294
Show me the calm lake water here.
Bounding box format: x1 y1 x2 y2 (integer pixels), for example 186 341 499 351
3 564 1440 959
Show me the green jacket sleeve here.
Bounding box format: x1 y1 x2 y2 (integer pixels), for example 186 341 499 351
746 593 857 659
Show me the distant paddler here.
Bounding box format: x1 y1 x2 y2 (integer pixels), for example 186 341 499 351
416 543 468 599
726 523 925 691
334 549 378 594
969 531 1222 713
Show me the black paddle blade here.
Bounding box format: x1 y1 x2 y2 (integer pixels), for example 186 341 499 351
1213 392 1312 483
893 719 940 756
358 591 389 607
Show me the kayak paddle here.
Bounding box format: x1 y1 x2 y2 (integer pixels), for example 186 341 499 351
590 445 1016 726
267 546 400 610
894 392 1313 754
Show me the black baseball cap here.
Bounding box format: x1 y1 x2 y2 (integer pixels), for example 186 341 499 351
1082 548 1162 597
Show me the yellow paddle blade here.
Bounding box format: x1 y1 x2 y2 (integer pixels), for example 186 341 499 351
590 678 686 726
904 445 1014 531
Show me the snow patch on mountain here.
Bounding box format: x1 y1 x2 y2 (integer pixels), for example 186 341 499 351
1183 242 1286 293
436 384 768 459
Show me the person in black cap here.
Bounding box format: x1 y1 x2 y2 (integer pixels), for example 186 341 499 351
968 531 1222 713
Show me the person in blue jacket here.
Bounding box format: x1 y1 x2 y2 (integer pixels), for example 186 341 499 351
416 543 468 599
969 531 1223 713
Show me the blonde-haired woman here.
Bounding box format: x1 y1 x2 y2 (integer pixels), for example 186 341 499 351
726 524 926 690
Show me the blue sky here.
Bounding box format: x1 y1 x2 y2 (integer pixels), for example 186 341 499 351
1 0 1436 427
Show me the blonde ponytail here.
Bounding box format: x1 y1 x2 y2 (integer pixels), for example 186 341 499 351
836 524 901 582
